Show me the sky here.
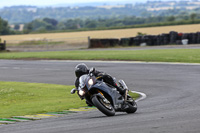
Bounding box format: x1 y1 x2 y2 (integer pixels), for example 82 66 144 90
0 0 148 8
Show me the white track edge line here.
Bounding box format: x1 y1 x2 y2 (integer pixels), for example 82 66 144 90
131 91 147 102
40 60 200 66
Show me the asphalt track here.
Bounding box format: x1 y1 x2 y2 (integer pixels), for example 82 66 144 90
0 60 200 133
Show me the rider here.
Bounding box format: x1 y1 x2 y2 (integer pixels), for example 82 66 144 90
74 63 126 96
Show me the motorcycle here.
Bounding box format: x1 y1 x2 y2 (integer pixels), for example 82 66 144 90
71 68 137 116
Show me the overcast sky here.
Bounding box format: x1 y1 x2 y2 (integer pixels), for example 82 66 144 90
0 0 148 7
0 0 182 8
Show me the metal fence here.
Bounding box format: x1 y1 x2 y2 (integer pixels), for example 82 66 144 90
6 37 90 51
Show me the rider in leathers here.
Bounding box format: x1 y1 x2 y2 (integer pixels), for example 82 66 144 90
74 63 126 96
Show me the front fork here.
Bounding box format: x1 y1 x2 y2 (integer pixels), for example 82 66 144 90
97 90 110 104
124 89 128 102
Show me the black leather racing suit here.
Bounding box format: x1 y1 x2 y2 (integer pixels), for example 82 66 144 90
75 69 125 95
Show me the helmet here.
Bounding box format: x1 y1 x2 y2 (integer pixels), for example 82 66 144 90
75 63 89 77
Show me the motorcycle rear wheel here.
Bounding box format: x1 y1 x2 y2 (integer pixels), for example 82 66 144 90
92 94 115 116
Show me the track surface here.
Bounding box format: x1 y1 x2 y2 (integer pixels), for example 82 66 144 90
0 60 200 133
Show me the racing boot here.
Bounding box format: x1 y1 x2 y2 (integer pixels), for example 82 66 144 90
115 85 126 96
117 79 129 96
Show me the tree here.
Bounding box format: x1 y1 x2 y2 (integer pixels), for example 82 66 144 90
23 23 33 33
0 17 10 35
190 13 197 21
45 24 55 30
85 21 97 28
14 24 20 30
24 19 53 32
167 16 175 22
63 19 83 30
43 18 58 26
57 22 66 30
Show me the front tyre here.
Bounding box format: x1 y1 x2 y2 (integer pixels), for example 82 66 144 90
126 101 137 114
92 94 115 116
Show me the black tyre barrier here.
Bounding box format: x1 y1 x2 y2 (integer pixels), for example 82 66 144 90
145 35 155 46
191 33 197 44
120 38 131 46
182 33 189 40
129 37 136 46
0 43 6 51
163 34 170 45
188 33 196 44
197 32 200 44
169 31 178 44
89 31 200 48
156 35 162 46
89 39 119 48
134 36 142 46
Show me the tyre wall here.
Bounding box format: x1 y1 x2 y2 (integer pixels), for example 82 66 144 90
89 31 200 48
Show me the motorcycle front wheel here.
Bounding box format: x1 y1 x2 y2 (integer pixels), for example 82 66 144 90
126 101 137 114
92 94 115 116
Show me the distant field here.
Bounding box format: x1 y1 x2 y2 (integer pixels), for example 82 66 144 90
1 24 200 42
1 24 200 51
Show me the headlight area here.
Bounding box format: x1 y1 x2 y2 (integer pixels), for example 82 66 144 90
78 78 95 97
79 89 86 96
88 79 94 86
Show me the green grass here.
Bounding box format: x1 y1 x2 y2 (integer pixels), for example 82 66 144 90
0 81 85 118
1 49 200 63
0 81 140 118
128 92 140 100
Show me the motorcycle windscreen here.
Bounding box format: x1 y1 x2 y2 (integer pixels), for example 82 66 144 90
79 74 89 89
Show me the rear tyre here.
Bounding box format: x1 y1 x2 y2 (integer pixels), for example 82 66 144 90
92 94 115 116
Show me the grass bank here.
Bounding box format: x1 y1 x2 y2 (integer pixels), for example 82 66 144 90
0 81 139 118
0 81 82 118
1 49 200 63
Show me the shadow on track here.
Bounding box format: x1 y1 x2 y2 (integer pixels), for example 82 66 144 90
86 112 133 119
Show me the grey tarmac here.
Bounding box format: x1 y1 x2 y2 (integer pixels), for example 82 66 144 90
0 60 200 133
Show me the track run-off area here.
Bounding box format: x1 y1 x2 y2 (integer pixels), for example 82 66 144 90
0 60 200 133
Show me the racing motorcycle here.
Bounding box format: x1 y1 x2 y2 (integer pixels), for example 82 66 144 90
71 68 137 116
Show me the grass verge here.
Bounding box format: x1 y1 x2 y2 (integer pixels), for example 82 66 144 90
1 49 200 63
0 81 85 118
0 81 139 118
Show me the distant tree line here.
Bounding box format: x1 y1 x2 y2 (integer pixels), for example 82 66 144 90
1 13 200 35
22 13 200 33
1 4 200 24
0 6 144 24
